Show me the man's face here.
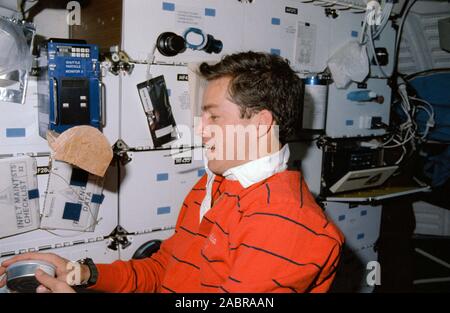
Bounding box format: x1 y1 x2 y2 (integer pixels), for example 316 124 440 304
197 76 261 175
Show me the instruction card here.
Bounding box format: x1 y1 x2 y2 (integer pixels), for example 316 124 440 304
0 156 40 238
40 159 104 232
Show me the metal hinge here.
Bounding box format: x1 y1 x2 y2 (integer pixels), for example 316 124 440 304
112 139 132 165
106 225 132 250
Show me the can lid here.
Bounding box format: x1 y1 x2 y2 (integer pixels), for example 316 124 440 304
5 260 57 293
7 260 56 278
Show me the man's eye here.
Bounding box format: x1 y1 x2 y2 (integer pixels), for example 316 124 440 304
210 116 219 121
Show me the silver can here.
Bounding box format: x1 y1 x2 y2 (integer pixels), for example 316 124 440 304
6 260 56 293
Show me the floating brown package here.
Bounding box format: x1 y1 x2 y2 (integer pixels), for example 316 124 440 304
47 126 113 177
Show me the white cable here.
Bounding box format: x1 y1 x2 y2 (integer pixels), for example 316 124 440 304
411 100 434 139
383 127 415 148
359 14 368 44
146 44 157 82
395 0 419 70
414 277 450 285
372 2 393 38
415 105 433 120
410 96 435 117
380 133 397 147
362 1 393 42
369 25 389 78
415 248 450 270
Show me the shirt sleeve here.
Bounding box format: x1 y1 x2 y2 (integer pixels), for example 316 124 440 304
217 204 343 293
88 233 176 293
89 199 190 293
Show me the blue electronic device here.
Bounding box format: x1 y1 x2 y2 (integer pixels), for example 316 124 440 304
37 39 103 138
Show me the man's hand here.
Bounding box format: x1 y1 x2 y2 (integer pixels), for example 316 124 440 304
0 252 91 293
35 269 76 293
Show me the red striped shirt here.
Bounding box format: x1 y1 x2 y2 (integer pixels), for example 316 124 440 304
91 170 344 293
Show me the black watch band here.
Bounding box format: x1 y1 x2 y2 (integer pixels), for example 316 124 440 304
78 257 98 287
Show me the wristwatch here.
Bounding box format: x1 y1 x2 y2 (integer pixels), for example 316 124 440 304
77 257 98 287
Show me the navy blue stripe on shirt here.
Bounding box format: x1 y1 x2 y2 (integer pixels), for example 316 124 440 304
161 285 176 293
242 212 341 245
229 242 321 270
200 282 229 293
272 278 298 293
171 254 200 270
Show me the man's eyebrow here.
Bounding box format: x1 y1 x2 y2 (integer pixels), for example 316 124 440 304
201 104 219 111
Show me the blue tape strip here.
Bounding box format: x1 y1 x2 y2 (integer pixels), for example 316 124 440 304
351 30 358 38
162 2 175 11
271 18 281 25
270 48 281 56
198 169 206 177
6 128 26 138
63 202 82 221
91 194 105 204
205 8 216 17
157 206 171 215
346 120 354 126
157 173 169 181
28 189 39 200
361 210 367 216
357 233 365 240
338 215 346 221
167 89 172 97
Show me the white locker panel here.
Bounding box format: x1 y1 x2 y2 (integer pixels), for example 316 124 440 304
120 229 174 261
0 239 118 264
0 78 50 156
324 202 382 250
0 72 119 156
119 149 204 233
120 64 197 149
0 240 119 293
290 141 323 197
122 0 245 63
0 72 117 159
242 0 331 73
327 11 395 78
0 156 119 257
40 239 118 263
325 79 391 138
101 71 121 147
324 201 382 293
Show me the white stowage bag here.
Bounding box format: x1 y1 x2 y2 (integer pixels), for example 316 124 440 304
327 40 369 89
0 18 32 76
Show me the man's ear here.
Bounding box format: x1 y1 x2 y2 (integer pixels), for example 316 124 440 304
253 109 274 137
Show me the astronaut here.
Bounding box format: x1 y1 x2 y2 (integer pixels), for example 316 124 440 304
0 51 343 293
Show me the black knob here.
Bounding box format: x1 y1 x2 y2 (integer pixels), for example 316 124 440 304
156 32 186 57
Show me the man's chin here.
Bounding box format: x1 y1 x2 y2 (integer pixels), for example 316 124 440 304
206 160 224 176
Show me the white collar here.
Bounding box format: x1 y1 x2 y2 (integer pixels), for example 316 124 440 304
199 145 289 222
222 144 290 188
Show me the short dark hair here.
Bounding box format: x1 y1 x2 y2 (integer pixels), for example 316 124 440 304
199 51 303 144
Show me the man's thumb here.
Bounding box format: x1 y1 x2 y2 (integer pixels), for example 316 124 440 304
35 269 59 291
